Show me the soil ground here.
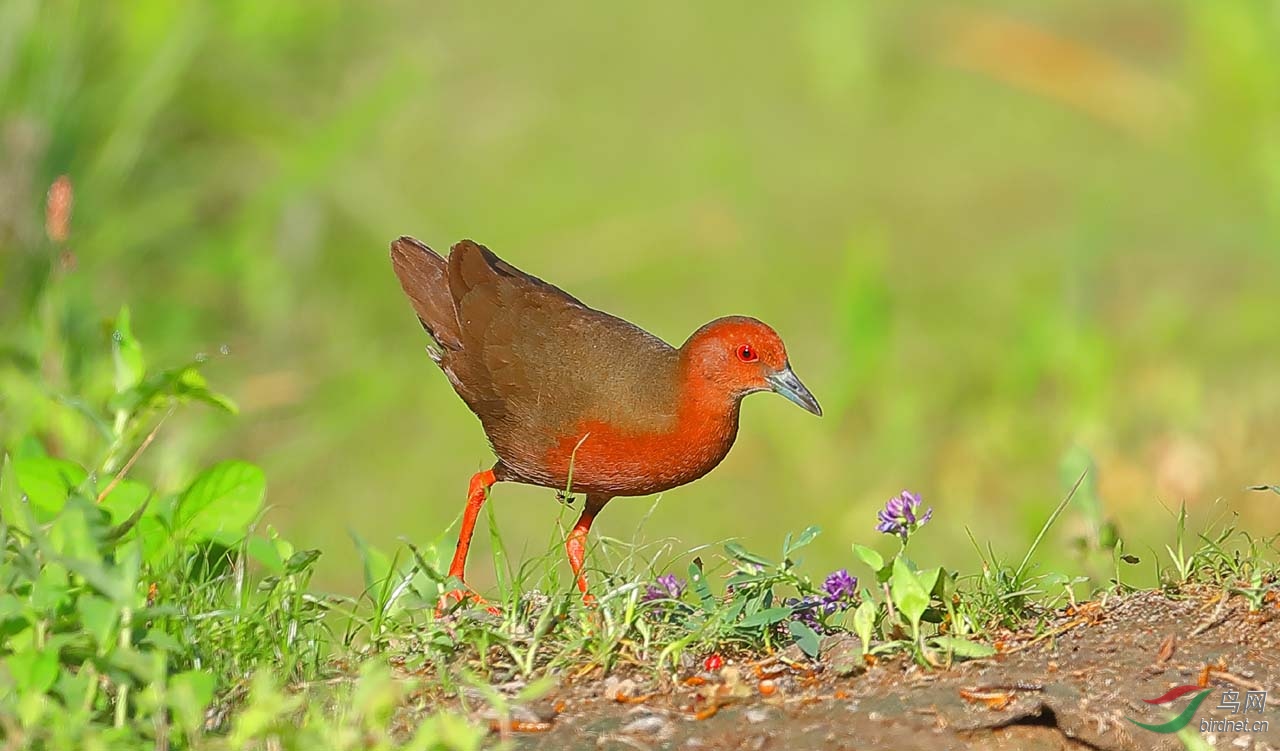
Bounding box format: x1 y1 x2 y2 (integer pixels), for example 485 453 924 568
460 589 1280 750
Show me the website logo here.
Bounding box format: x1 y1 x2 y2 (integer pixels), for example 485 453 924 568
1128 685 1269 735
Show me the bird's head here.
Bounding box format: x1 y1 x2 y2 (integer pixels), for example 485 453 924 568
679 316 822 416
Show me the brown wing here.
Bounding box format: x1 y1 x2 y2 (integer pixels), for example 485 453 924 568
444 240 680 480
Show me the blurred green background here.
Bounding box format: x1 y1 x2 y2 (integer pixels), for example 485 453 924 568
3 0 1278 592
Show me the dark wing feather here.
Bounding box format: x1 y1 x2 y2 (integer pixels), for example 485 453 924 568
389 237 463 351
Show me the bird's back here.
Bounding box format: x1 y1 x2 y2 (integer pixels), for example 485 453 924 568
392 238 682 487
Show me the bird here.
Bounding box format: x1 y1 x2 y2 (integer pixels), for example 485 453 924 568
389 237 821 609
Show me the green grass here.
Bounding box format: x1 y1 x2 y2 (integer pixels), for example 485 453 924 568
3 1 1280 590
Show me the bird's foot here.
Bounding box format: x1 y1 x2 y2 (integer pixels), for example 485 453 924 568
436 587 501 616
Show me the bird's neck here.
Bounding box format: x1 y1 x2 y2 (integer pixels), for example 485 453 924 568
672 359 744 454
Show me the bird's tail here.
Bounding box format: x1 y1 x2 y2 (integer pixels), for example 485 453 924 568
390 236 463 356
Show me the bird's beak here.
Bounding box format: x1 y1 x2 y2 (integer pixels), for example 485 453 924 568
767 364 822 417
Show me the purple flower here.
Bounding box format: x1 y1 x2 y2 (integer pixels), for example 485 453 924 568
783 596 834 632
642 573 685 602
784 596 827 634
876 490 933 541
822 569 858 605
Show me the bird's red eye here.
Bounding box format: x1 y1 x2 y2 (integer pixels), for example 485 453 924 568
736 344 758 363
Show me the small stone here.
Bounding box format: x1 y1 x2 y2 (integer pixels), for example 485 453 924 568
745 708 772 724
621 714 670 736
602 676 638 701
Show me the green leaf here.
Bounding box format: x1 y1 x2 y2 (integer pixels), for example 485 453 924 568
54 666 95 709
688 562 715 612
137 514 174 566
0 455 32 533
270 526 296 565
242 537 284 574
12 437 45 459
717 597 748 625
725 571 767 590
931 635 997 658
737 606 792 628
174 461 265 540
724 541 773 568
29 566 70 613
102 492 153 548
112 306 146 393
788 620 821 658
934 568 957 600
230 672 303 746
404 541 445 585
170 365 238 413
852 543 884 573
917 567 942 598
107 647 159 683
783 525 822 557
49 497 101 560
890 556 928 630
853 599 876 654
284 549 321 574
142 629 184 653
0 593 23 620
169 670 216 733
53 550 132 604
110 363 238 417
13 457 86 520
6 646 59 694
99 480 152 525
351 531 393 595
77 595 119 649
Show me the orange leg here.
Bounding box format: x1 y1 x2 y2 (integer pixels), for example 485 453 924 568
565 495 610 603
438 468 498 614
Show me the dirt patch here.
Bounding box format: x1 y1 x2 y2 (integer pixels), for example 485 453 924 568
471 589 1280 750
